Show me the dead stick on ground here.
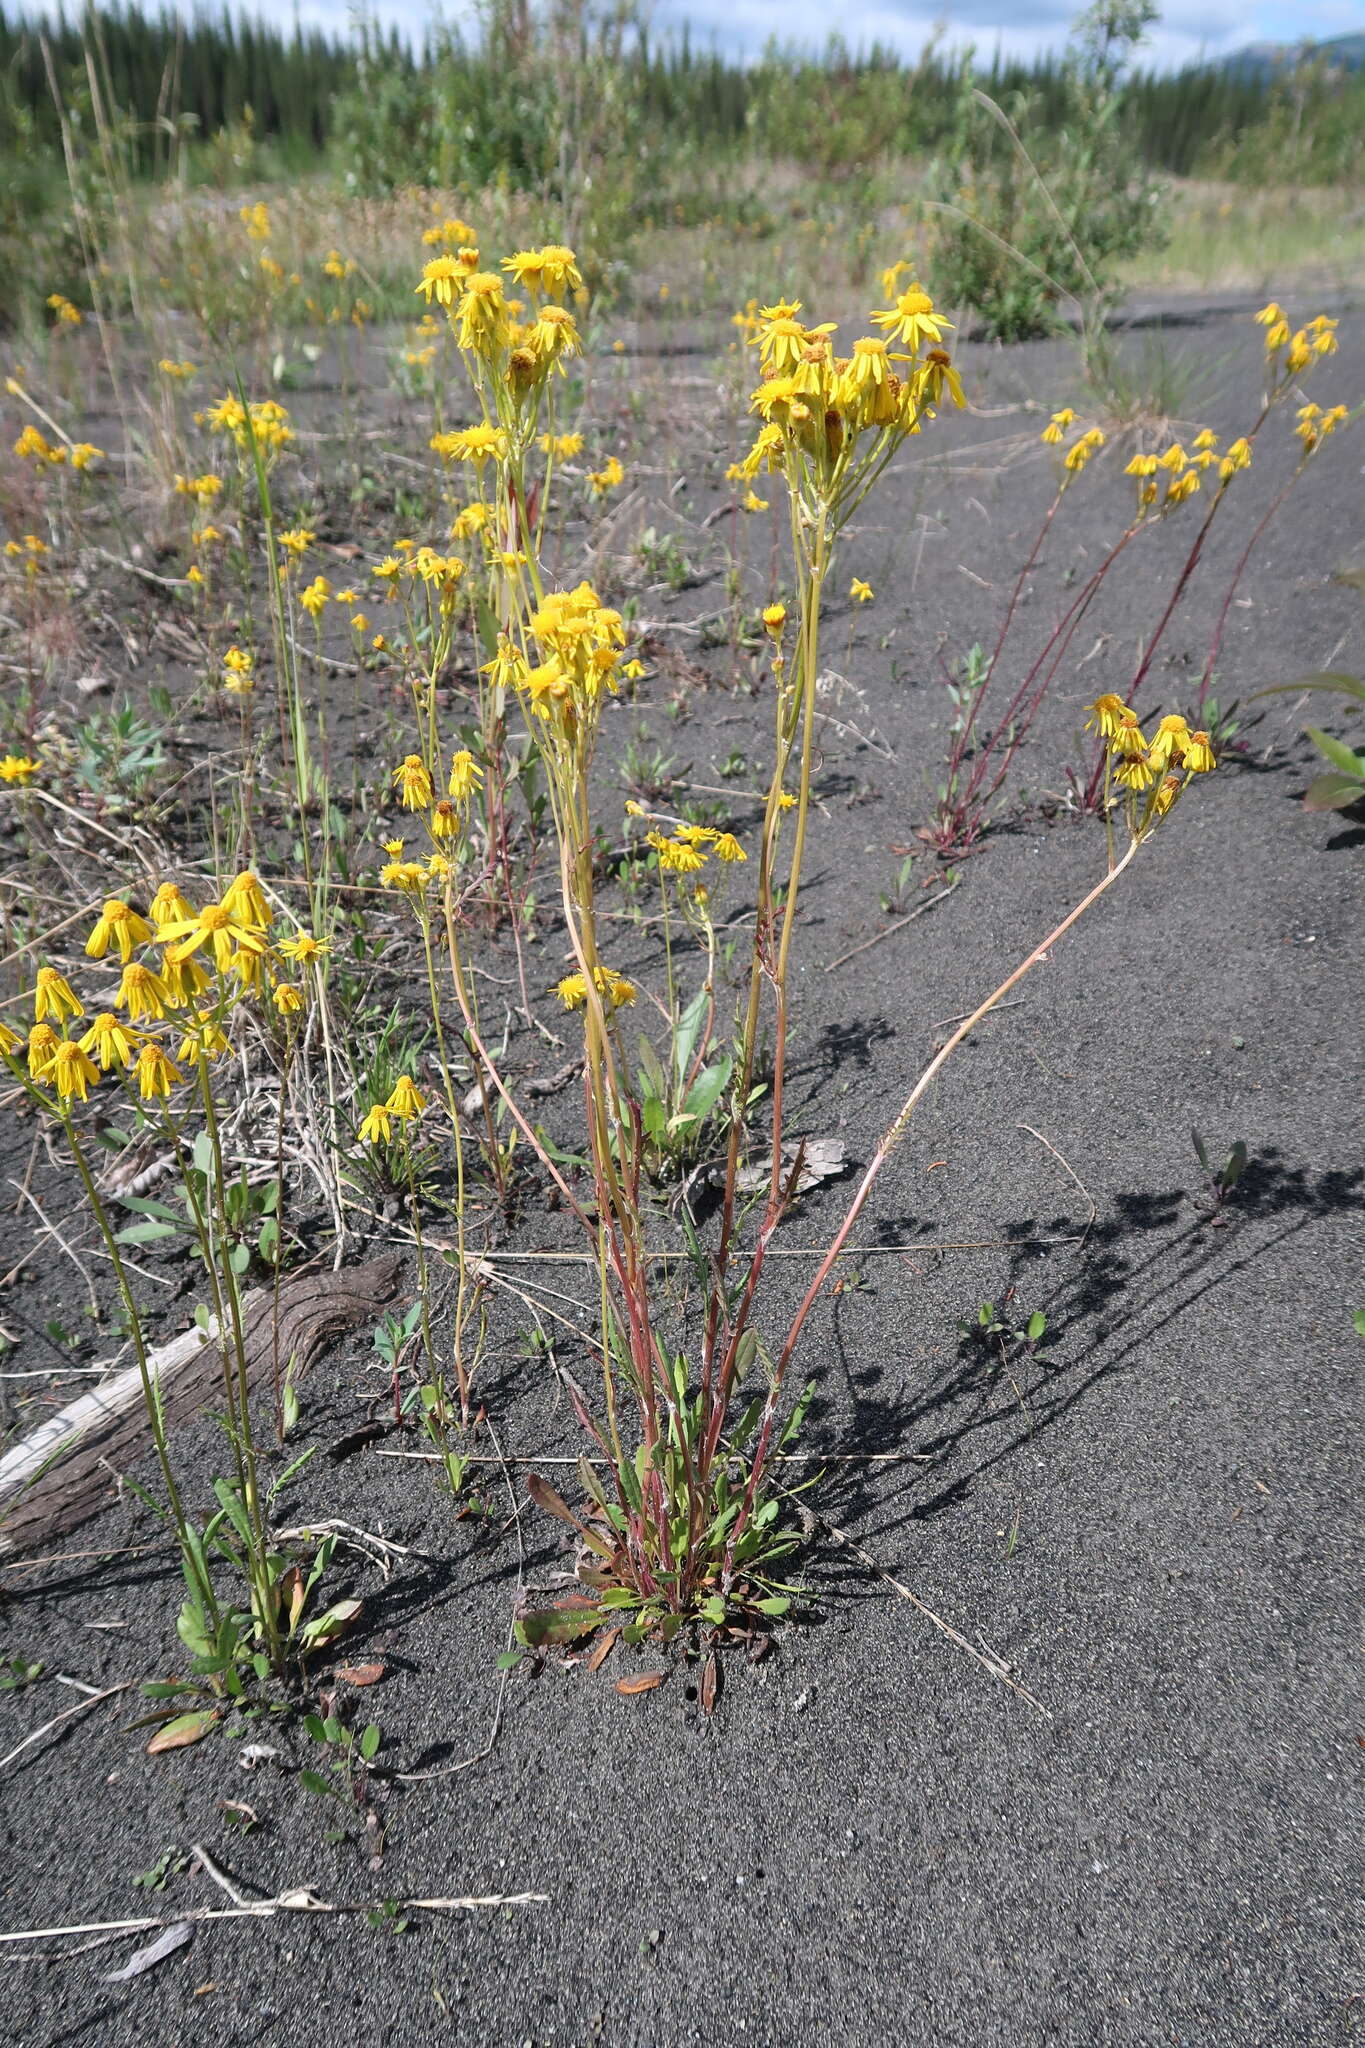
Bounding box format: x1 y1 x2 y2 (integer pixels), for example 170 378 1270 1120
0 1890 549 1947
823 881 959 973
812 1514 1051 1717
1017 1123 1098 1248
0 1681 134 1775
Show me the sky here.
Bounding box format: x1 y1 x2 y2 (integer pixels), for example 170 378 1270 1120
287 0 1364 71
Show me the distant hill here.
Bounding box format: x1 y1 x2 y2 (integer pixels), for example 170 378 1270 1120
1221 32 1365 78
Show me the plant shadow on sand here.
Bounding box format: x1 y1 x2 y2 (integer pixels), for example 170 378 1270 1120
798 1151 1364 1558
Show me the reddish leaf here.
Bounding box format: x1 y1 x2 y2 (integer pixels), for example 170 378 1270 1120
526 1472 582 1528
700 1650 720 1715
516 1602 603 1647
147 1708 218 1754
586 1628 620 1674
615 1670 667 1697
336 1662 385 1688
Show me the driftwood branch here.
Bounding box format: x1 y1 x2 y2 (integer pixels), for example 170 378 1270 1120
0 1255 401 1555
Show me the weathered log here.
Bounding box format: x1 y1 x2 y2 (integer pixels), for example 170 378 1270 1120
0 1254 402 1556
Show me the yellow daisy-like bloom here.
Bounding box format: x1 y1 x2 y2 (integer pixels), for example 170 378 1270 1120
159 902 268 976
416 256 464 308
359 1102 394 1145
1063 427 1105 475
135 1043 180 1099
1114 753 1155 791
277 527 314 561
0 754 41 784
849 577 873 604
778 791 796 811
871 283 948 354
386 1074 426 1120
86 898 154 964
150 882 196 931
762 603 787 638
430 800 460 840
921 347 966 409
1084 694 1128 739
555 967 636 1012
1192 428 1218 452
588 455 624 495
1254 301 1283 330
539 431 584 460
1219 438 1252 480
652 834 707 875
161 951 211 1008
394 755 434 809
176 1012 230 1065
116 961 171 1020
70 443 102 470
1165 472 1200 506
1182 731 1216 773
1125 452 1158 478
1146 715 1191 771
1110 710 1147 760
48 1039 101 1101
455 272 510 357
430 424 508 467
380 860 429 894
222 871 270 928
28 1023 58 1079
1041 406 1077 446
80 1011 140 1071
278 930 327 967
447 749 483 803
714 833 747 862
273 982 303 1015
530 303 581 366
0 1018 20 1056
34 965 83 1023
300 575 331 619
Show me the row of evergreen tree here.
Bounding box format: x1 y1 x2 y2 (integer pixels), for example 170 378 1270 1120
0 2 1355 179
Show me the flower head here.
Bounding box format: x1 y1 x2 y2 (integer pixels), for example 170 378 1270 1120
48 1039 101 1101
86 898 154 963
0 754 41 785
135 1043 181 1099
34 966 83 1024
385 1074 426 1120
394 755 434 809
79 1011 140 1071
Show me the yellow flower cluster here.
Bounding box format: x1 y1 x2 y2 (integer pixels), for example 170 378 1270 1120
46 293 82 326
1256 305 1339 373
1294 402 1349 454
4 533 48 579
555 966 637 1013
239 201 271 241
359 1074 427 1145
0 875 308 1105
645 824 746 873
415 242 584 394
1085 696 1216 815
0 754 41 784
204 394 294 457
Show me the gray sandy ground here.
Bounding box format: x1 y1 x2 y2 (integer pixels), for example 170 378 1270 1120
1 301 1362 2047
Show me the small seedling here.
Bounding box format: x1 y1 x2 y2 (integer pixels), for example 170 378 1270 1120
1191 1130 1248 1217
0 1655 43 1690
132 1846 191 1892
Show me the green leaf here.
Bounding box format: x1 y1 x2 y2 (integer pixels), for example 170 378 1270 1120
1303 772 1365 813
115 1220 182 1246
1250 671 1365 706
672 988 710 1090
779 1379 816 1449
699 1595 727 1625
684 1056 732 1127
1352 1308 1365 1340
514 1603 603 1647
1190 1129 1210 1173
359 1723 381 1762
298 1769 334 1797
1026 1310 1047 1343
755 1596 790 1618
495 1650 523 1671
146 1708 218 1754
1304 727 1365 779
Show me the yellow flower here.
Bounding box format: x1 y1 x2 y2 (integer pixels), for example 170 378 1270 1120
539 431 584 460
1254 301 1283 329
278 527 314 562
1084 694 1127 739
849 577 874 604
135 1043 180 1099
150 882 196 931
447 749 483 802
1151 774 1182 818
1109 710 1147 760
588 455 624 495
778 791 796 810
431 424 508 467
278 930 327 967
0 754 40 784
27 1023 58 1079
380 860 429 894
1219 438 1252 480
762 602 787 638
350 612 369 633
1041 407 1077 445
1165 472 1200 506
86 897 154 963
430 800 459 839
454 271 510 357
273 982 303 1015
714 833 746 862
921 348 966 409
221 871 270 928
652 834 706 875
1146 715 1191 771
69 443 102 470
48 1039 101 1101
416 256 463 307
1182 730 1216 773
159 902 267 975
33 966 85 1024
871 283 948 354
386 1074 426 1120
79 1011 140 1071
555 967 635 1012
0 1018 20 1056
240 201 271 241
394 755 434 809
1063 427 1105 474
742 491 768 513
1115 754 1156 791
176 1012 230 1065
116 961 171 1020
358 1102 395 1145
300 575 331 618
